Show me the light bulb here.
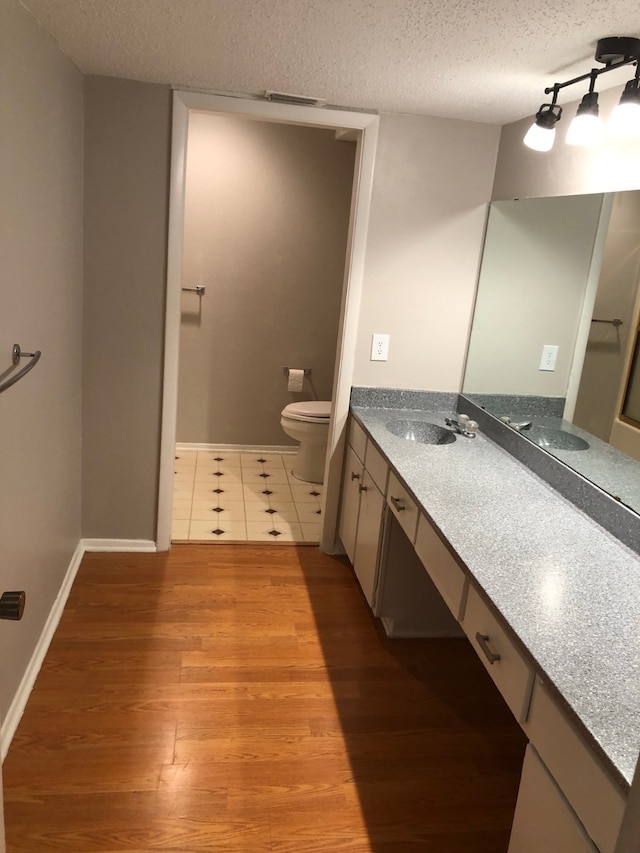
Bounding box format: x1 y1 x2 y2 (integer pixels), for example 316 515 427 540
565 89 602 147
608 80 640 139
566 112 603 146
523 102 562 152
524 122 556 152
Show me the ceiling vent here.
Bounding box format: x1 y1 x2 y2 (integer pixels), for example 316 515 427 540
264 91 326 107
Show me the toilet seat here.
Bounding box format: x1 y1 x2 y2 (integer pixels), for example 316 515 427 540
281 401 331 424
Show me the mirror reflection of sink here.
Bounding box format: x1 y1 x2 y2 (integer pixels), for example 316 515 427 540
527 426 589 451
385 419 456 445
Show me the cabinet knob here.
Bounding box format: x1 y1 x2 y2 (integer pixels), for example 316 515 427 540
350 471 360 481
0 591 26 621
390 496 405 512
358 484 368 493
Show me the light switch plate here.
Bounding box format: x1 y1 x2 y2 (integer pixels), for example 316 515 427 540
539 344 559 371
371 333 389 361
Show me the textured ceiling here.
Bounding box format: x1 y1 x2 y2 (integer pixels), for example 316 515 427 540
19 0 640 124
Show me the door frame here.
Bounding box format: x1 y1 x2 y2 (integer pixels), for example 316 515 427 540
156 91 379 551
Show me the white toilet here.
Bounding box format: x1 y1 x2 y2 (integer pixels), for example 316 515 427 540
280 401 331 483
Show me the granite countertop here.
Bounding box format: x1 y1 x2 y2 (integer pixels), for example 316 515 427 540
351 399 640 791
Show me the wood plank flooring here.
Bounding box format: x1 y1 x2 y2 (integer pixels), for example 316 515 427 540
3 544 527 852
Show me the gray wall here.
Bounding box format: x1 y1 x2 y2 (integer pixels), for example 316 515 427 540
0 0 83 722
177 114 355 446
353 112 501 390
82 76 171 540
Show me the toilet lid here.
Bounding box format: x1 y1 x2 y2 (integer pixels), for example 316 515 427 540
283 401 331 419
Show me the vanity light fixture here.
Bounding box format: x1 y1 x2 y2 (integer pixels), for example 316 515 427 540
524 36 640 152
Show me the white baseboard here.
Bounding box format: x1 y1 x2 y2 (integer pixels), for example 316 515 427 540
1 541 85 762
1 536 159 761
82 539 157 553
176 442 296 454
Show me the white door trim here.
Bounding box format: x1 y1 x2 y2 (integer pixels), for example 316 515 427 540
156 91 379 551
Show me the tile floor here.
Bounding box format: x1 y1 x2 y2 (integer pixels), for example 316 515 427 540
172 449 323 544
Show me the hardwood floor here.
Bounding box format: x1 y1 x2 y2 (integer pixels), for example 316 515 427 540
3 544 526 852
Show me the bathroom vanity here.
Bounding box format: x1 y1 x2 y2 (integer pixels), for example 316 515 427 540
337 390 640 853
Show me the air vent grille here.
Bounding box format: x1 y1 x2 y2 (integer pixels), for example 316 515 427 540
264 91 326 107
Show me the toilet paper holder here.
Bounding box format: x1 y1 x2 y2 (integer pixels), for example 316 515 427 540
283 367 311 377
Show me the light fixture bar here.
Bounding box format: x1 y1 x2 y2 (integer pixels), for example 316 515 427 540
524 36 640 152
543 58 635 97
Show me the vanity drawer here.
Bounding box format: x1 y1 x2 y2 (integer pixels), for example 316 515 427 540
387 471 419 542
525 677 625 853
414 513 467 620
463 585 534 723
348 418 367 464
364 440 388 495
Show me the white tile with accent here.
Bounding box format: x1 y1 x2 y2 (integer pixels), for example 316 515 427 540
171 449 320 544
188 519 248 542
245 521 303 543
242 483 295 504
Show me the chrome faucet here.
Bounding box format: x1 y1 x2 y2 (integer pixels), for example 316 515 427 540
445 414 478 438
500 416 532 432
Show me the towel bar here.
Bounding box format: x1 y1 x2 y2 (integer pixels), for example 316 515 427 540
0 344 41 395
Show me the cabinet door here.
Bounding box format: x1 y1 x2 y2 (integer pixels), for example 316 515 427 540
353 471 385 608
364 439 388 495
509 745 598 853
338 446 364 564
348 418 367 464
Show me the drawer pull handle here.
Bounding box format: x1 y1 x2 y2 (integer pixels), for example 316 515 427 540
358 484 368 493
351 471 360 481
390 496 405 511
475 632 501 665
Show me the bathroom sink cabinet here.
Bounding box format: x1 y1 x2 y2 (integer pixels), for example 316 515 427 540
337 413 629 853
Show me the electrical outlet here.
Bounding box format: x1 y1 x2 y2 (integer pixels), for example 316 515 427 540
371 333 389 361
539 344 559 371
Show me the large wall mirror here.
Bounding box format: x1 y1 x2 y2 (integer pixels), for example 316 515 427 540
462 190 640 515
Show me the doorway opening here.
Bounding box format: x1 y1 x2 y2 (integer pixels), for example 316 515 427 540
157 92 379 552
172 114 356 545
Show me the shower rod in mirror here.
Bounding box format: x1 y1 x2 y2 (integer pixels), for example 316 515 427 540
181 285 206 296
592 318 623 326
